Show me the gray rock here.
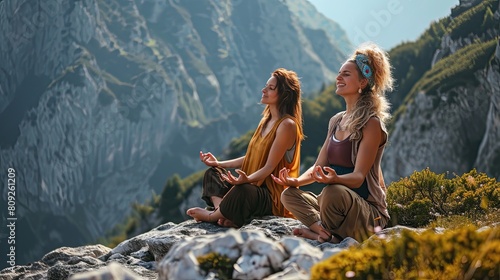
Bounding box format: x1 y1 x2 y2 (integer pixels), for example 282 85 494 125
41 245 111 266
68 262 144 280
0 217 362 280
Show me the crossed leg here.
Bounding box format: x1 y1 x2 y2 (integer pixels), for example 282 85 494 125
187 196 238 228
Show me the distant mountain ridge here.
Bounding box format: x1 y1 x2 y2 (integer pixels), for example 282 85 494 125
0 0 349 267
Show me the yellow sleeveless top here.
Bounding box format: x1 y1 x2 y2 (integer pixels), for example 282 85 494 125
241 115 302 218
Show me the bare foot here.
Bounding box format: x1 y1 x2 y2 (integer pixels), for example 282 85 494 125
292 227 320 241
292 222 337 243
186 207 215 223
217 218 238 228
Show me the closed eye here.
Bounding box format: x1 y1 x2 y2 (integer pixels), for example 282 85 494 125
264 84 277 90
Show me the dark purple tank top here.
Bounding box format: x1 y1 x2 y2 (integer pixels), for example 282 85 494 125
327 133 353 167
327 132 370 199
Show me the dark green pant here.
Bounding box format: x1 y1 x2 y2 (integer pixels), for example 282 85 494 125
201 167 273 227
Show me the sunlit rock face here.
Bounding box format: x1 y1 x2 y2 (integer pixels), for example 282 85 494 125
0 0 348 266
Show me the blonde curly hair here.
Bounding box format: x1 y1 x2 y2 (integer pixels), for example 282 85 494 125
344 42 394 140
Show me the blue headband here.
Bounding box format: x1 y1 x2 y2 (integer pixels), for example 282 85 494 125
355 54 374 86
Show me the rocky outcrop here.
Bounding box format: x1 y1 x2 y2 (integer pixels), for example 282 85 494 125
3 217 426 280
0 218 353 279
475 42 500 177
383 60 496 182
0 0 348 266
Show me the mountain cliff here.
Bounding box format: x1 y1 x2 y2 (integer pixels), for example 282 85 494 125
383 0 500 183
0 0 349 267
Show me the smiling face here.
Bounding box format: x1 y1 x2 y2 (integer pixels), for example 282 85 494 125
261 76 279 105
336 61 366 97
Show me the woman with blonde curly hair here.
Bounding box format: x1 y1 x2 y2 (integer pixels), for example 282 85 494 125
272 43 394 243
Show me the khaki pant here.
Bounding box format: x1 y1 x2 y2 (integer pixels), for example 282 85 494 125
281 184 388 242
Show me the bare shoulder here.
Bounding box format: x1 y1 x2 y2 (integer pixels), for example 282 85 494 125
279 117 297 128
363 117 384 143
365 117 382 129
277 118 298 135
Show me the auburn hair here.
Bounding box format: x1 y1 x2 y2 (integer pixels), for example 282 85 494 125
262 68 304 140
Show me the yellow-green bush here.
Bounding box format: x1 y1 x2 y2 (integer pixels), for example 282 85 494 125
197 252 235 280
448 169 500 217
386 168 500 228
311 226 500 280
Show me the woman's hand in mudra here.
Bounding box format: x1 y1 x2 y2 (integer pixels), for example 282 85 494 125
199 151 219 167
271 167 299 187
311 165 338 184
221 169 249 185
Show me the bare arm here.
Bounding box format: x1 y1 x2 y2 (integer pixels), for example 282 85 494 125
218 156 245 169
199 151 244 169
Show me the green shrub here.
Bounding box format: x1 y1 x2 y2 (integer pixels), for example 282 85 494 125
387 168 453 227
197 252 235 280
387 168 500 228
311 226 500 280
448 169 500 217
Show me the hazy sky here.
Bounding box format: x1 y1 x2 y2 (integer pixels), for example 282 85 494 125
307 0 460 50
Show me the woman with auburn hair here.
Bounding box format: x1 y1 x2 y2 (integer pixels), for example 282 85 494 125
187 68 304 228
273 43 394 242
